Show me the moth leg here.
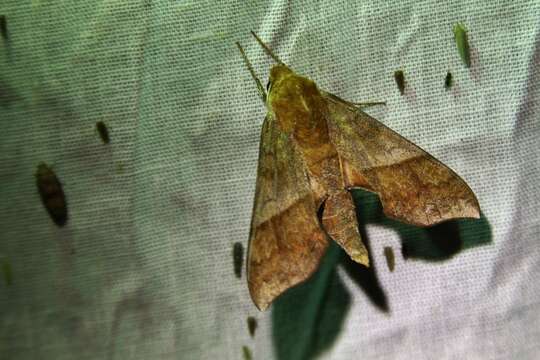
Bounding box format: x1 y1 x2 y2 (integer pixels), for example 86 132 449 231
321 190 369 266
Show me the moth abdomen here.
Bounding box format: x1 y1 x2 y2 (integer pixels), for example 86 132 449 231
35 163 68 226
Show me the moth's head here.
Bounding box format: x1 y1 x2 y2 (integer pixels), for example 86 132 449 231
267 64 293 92
267 64 316 102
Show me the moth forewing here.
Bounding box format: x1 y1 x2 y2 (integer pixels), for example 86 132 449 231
394 70 405 95
242 346 253 360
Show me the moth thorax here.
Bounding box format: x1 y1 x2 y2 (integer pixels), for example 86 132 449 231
269 72 329 148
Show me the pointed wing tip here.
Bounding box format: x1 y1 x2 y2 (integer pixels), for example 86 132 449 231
255 302 269 312
250 291 270 312
351 253 370 267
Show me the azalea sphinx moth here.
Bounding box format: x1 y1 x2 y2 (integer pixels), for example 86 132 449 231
237 32 480 311
0 15 8 42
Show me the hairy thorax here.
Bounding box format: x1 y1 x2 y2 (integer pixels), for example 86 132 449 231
267 65 343 197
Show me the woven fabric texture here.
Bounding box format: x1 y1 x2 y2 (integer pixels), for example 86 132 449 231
1 1 539 359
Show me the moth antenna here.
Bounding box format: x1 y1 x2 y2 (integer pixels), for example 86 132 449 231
236 41 267 103
250 31 284 65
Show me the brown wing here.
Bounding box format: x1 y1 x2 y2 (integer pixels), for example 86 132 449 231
248 115 329 311
323 93 480 227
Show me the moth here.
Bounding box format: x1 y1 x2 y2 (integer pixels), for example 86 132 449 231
453 23 470 68
96 121 110 144
445 71 453 90
233 242 244 278
35 162 68 226
237 32 480 311
394 70 405 95
247 316 257 337
383 246 395 272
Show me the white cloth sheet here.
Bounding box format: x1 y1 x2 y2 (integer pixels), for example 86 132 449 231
1 1 539 359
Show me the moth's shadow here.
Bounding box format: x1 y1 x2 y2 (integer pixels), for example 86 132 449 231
272 242 348 360
346 188 492 311
351 189 492 262
271 189 492 360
